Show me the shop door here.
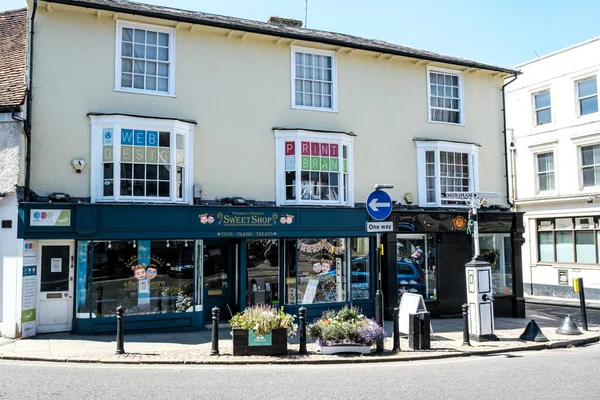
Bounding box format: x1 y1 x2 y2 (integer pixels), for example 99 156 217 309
202 242 235 320
37 242 74 333
436 233 471 316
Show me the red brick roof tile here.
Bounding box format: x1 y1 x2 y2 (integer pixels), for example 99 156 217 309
0 8 27 109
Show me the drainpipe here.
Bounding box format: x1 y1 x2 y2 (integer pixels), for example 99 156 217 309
502 72 519 208
18 0 38 202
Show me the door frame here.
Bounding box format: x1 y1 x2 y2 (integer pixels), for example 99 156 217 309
36 240 75 333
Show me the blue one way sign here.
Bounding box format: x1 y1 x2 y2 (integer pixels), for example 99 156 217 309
366 190 392 220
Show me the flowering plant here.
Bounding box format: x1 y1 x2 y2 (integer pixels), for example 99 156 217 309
229 305 297 337
307 305 385 346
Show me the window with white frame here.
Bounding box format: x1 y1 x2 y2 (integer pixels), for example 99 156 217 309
115 21 175 96
533 90 551 125
577 77 598 116
581 144 600 188
90 115 194 203
291 46 336 111
274 130 353 206
536 152 555 192
416 141 479 207
427 67 463 124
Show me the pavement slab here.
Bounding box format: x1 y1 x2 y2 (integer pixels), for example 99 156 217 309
0 316 598 365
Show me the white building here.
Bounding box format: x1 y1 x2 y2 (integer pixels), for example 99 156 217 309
0 8 27 338
506 37 600 303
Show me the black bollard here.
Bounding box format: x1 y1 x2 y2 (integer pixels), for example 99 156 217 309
392 307 400 352
408 313 421 350
116 305 125 354
375 289 384 353
419 312 431 350
211 306 220 356
577 278 588 331
299 306 307 355
462 303 470 346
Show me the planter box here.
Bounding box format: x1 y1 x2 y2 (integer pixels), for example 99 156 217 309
232 328 288 356
315 339 372 355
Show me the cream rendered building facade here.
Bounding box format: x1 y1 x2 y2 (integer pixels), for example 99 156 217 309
8 0 525 337
506 37 600 303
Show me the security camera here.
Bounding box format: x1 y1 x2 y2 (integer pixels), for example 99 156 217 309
588 196 594 204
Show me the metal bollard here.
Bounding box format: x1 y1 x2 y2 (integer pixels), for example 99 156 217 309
116 305 125 354
392 307 400 352
419 312 431 350
375 290 384 353
577 277 589 331
299 306 307 355
211 306 220 356
408 313 421 350
462 303 470 346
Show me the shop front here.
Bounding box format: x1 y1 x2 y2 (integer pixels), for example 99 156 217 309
18 204 376 334
381 209 525 319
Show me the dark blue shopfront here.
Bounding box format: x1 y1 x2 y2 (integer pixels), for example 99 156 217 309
19 203 376 334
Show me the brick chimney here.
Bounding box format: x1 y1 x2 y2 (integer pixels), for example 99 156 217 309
267 16 303 28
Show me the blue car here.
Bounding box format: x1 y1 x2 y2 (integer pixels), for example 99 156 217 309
322 257 425 299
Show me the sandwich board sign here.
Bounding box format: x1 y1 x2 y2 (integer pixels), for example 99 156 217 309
398 293 434 337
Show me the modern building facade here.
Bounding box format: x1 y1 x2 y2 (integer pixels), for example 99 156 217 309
4 0 524 337
506 38 600 303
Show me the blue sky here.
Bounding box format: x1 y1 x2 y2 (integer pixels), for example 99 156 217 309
2 0 599 67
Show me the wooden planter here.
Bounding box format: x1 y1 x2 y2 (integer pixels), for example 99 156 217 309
232 328 288 356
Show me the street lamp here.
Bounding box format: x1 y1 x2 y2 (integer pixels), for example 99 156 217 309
373 184 393 353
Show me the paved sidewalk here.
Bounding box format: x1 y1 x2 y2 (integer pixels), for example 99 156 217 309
0 314 598 365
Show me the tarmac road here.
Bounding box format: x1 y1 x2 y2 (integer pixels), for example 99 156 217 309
1 343 599 400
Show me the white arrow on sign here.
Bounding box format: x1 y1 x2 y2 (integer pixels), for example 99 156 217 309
369 198 391 212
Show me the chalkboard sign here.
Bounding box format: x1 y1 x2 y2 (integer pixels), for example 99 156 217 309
398 293 434 337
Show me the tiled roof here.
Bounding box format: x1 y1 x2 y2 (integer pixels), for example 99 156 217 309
50 0 519 75
0 8 27 109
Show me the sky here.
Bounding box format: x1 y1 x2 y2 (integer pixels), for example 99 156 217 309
2 0 600 67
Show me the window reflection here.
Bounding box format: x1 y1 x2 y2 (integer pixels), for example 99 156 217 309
89 240 195 317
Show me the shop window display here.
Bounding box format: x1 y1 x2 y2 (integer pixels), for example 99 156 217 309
246 239 279 306
79 240 197 317
479 233 513 296
397 234 437 300
285 238 347 304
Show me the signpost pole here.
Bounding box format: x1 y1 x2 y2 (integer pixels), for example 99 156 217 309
367 184 393 354
375 232 383 353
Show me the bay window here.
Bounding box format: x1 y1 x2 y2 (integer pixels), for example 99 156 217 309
90 114 195 203
275 129 354 206
416 140 479 207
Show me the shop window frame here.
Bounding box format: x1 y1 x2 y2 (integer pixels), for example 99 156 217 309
415 140 480 207
90 114 195 204
274 129 355 206
536 217 599 264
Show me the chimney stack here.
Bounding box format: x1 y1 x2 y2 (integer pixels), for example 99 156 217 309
267 16 303 28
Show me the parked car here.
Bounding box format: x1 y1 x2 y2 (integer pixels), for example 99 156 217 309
321 257 426 299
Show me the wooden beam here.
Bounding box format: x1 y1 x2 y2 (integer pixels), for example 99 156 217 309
275 37 284 45
46 2 53 12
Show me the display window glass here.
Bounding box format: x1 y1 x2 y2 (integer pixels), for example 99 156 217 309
397 234 436 301
285 238 349 305
77 240 197 317
479 233 513 296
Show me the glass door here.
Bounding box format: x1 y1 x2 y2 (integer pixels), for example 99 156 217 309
37 242 74 333
202 242 233 320
246 239 279 306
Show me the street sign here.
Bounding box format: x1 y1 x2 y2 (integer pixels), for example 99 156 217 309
366 221 393 232
366 190 393 220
